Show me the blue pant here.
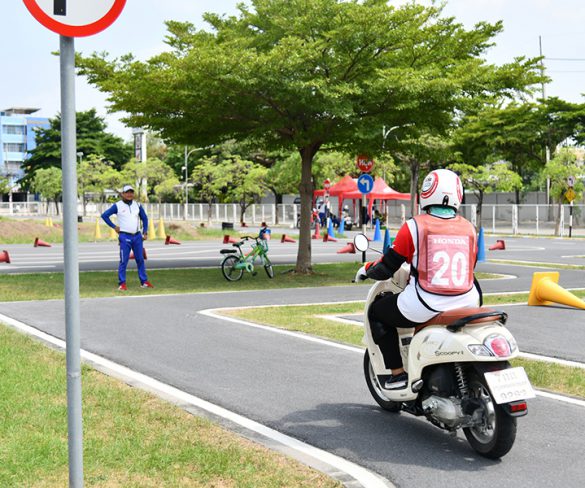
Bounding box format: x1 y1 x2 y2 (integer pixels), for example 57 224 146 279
118 232 148 285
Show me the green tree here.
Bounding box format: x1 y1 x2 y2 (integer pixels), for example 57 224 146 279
22 109 132 187
0 176 10 196
30 167 63 215
78 0 541 272
121 158 178 202
452 97 585 201
449 162 522 229
540 148 585 235
78 155 113 216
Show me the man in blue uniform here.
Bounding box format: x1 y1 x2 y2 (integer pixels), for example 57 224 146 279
101 185 153 290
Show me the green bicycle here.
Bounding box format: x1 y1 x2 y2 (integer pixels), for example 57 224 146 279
220 236 274 281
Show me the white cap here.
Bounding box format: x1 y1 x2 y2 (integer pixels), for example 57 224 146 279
122 185 135 193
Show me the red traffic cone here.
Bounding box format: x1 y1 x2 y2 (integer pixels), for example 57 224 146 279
0 250 11 264
223 235 238 244
312 222 321 240
281 234 296 243
489 239 506 251
165 235 181 245
129 248 148 260
241 222 247 227
323 233 337 243
337 242 356 254
34 237 52 248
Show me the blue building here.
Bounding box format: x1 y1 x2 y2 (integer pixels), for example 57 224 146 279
1 107 50 199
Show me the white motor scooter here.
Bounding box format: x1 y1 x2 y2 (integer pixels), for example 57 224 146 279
353 234 535 459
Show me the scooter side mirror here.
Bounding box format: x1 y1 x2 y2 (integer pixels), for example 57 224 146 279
353 233 369 252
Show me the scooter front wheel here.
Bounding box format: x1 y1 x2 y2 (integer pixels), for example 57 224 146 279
463 372 517 459
363 350 401 412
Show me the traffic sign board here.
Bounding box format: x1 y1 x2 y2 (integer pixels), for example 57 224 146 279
356 155 374 173
565 188 576 202
357 173 374 194
323 178 331 190
23 0 126 37
568 176 575 188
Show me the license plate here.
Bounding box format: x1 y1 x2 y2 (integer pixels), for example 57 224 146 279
484 367 536 405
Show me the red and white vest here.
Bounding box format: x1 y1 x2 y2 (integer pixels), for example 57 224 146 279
412 214 477 296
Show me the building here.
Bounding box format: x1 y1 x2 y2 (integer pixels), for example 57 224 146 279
1 107 50 200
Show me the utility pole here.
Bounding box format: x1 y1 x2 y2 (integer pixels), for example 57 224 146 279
539 35 552 211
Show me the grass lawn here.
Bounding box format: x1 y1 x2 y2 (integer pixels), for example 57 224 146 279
0 263 500 302
222 301 585 400
0 324 339 488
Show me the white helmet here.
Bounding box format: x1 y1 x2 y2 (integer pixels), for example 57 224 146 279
420 169 463 211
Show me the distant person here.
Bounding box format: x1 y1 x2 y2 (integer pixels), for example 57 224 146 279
101 185 153 291
259 221 271 240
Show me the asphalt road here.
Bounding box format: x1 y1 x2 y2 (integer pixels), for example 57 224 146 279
1 234 584 274
1 286 585 488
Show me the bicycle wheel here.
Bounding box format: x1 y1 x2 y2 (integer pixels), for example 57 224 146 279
221 255 244 282
263 256 274 279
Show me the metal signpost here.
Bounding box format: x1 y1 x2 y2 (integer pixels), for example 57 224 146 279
357 173 374 263
566 176 576 238
22 1 127 486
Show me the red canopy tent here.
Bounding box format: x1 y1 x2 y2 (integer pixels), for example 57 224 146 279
344 177 412 219
313 175 358 215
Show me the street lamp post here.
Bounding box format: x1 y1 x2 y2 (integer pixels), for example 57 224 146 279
183 146 198 220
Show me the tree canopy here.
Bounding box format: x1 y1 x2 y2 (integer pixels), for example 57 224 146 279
78 0 542 271
22 109 132 188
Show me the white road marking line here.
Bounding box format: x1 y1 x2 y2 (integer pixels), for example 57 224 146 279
202 307 585 408
519 352 585 370
0 313 393 488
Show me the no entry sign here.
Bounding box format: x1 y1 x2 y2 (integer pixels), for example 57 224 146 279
23 0 126 37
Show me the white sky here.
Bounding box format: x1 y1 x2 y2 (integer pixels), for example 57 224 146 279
3 0 585 141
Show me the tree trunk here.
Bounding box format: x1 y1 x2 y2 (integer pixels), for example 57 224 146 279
273 191 283 224
554 198 562 236
296 143 321 273
409 160 420 218
477 191 484 232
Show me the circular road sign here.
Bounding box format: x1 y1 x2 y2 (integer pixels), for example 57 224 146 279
323 178 331 190
23 0 126 37
356 155 374 173
357 173 374 195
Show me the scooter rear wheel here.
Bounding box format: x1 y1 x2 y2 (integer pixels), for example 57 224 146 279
463 372 517 459
363 350 401 412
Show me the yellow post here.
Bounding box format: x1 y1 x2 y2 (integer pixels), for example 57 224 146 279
49 217 54 227
157 217 166 239
109 226 117 240
94 219 102 240
528 271 585 310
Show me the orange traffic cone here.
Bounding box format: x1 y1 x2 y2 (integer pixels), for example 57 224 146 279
528 272 585 310
312 222 321 240
0 250 11 264
165 235 181 245
323 233 337 243
223 235 238 244
129 248 148 260
337 242 356 254
489 239 506 251
34 237 52 248
281 234 296 243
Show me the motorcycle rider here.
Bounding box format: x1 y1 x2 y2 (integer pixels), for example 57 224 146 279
355 169 481 389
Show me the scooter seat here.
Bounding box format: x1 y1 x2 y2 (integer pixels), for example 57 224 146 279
414 307 503 334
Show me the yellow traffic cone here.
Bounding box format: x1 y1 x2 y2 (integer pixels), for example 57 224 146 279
94 219 102 240
109 226 117 240
148 218 156 239
44 217 50 227
528 272 585 310
49 217 54 227
157 217 166 239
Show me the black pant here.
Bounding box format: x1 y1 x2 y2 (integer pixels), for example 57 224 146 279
370 293 423 370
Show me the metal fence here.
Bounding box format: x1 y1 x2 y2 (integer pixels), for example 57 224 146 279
1 201 584 236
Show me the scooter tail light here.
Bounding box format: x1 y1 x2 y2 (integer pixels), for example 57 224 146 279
484 334 512 358
509 401 527 413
